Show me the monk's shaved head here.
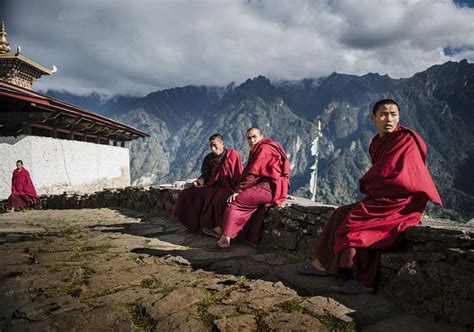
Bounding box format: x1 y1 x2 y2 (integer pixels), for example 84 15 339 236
246 127 262 135
208 133 224 142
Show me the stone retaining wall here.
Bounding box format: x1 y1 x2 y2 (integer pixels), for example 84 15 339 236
262 199 474 327
1 187 473 326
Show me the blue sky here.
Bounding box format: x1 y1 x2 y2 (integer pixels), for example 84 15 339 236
3 0 474 96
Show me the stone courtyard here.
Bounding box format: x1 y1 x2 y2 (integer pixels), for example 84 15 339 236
0 207 467 331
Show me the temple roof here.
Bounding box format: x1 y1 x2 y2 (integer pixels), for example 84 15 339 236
0 81 149 142
0 22 54 89
0 53 54 75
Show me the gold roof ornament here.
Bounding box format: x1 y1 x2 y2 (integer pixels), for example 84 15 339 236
0 22 56 89
0 21 12 54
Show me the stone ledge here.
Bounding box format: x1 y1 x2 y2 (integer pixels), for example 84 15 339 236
405 219 474 248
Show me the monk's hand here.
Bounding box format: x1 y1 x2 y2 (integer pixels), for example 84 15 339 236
227 193 239 204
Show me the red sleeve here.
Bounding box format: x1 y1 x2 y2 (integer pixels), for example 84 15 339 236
236 174 259 193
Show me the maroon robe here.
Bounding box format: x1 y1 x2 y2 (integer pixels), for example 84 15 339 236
173 148 243 233
8 168 38 209
315 126 442 287
222 138 291 242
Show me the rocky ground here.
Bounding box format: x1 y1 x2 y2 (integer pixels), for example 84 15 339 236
0 209 466 331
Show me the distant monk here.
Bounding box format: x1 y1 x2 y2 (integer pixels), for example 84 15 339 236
298 99 442 294
7 160 38 212
173 134 243 235
207 127 291 250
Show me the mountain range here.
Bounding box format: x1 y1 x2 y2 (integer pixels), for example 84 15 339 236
46 60 474 221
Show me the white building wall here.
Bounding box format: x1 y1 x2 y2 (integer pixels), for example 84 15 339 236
0 135 130 199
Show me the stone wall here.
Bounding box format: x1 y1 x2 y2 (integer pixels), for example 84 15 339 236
261 198 474 327
0 135 130 199
0 187 472 326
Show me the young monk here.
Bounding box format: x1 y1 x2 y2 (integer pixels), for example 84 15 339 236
7 160 38 212
299 99 442 294
173 134 243 236
207 127 291 250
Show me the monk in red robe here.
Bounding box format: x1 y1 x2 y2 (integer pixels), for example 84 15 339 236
7 160 38 212
208 128 291 250
299 99 442 294
172 134 243 236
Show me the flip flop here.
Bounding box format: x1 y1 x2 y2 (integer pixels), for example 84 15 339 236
297 263 331 276
202 227 221 239
334 279 374 295
205 244 231 252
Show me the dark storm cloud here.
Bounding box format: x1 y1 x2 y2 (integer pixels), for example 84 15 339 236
2 0 474 96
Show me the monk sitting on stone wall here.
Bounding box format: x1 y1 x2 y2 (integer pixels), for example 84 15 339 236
206 127 291 251
299 99 442 294
173 134 243 236
7 160 38 212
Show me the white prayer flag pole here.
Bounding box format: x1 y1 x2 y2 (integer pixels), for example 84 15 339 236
310 120 322 202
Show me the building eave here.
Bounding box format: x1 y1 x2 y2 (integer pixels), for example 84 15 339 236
0 53 53 75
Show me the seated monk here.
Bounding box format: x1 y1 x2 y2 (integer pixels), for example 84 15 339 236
207 127 291 250
299 99 442 294
172 134 243 236
7 160 38 212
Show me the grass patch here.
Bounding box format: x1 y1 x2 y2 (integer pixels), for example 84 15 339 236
48 262 71 272
143 239 151 248
317 313 356 332
193 293 218 329
301 308 356 332
188 278 203 288
277 300 302 313
247 308 269 332
125 300 156 332
58 262 95 298
156 285 176 295
60 283 82 297
137 277 176 295
236 276 249 285
140 278 157 289
177 266 190 273
78 262 95 284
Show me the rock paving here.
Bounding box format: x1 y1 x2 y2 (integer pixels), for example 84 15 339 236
0 209 466 331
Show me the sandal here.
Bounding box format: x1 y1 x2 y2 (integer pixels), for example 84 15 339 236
334 279 374 295
202 227 221 239
205 244 231 252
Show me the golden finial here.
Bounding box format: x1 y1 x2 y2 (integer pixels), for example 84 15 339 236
0 21 12 54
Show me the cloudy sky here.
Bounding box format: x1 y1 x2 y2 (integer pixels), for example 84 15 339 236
2 0 474 96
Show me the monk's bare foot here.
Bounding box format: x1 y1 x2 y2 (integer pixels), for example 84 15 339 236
312 259 326 272
6 208 14 213
217 235 230 248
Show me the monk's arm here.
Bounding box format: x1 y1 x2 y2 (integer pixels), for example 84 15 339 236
226 173 258 203
235 174 259 193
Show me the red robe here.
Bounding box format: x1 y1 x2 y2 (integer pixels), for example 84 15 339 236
334 126 442 253
173 149 243 233
314 126 441 286
241 138 291 205
223 138 291 242
8 168 38 209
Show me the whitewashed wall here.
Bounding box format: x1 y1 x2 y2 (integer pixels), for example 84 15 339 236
0 135 130 199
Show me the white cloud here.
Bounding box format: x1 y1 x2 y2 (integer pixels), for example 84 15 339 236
3 0 474 95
